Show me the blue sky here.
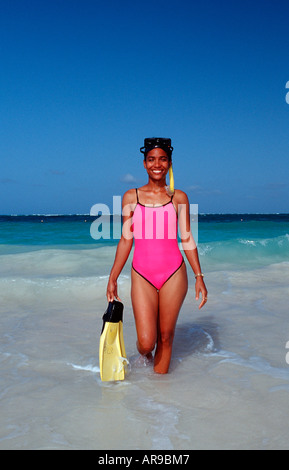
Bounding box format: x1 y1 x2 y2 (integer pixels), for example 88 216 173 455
0 0 289 214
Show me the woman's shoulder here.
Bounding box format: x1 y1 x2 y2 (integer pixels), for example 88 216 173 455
173 189 189 204
122 188 137 205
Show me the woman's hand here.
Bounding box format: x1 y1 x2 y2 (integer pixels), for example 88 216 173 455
195 278 208 309
106 276 121 303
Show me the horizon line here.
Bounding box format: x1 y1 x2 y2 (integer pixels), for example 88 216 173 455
1 212 289 217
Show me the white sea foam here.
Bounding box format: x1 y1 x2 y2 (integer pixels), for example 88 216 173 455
68 363 100 374
212 350 289 382
1 244 289 450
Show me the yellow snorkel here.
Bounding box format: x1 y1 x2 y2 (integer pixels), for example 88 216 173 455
165 165 174 196
169 165 174 194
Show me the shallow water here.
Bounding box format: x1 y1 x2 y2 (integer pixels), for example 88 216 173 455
1 216 289 449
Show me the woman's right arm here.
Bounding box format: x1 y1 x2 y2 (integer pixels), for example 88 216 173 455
106 190 134 302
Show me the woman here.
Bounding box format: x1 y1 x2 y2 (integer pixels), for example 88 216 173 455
106 138 208 374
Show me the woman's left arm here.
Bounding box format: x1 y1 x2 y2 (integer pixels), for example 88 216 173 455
176 190 208 309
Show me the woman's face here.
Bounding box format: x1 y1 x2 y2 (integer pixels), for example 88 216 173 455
144 147 171 182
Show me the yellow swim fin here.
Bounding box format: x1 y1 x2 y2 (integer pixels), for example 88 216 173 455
99 300 127 382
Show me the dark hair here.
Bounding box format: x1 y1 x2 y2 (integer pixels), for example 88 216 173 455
140 137 173 161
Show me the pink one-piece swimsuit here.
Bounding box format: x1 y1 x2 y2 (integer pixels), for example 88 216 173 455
132 189 184 291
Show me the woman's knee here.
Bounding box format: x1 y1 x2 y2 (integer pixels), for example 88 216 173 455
137 334 156 355
157 330 175 347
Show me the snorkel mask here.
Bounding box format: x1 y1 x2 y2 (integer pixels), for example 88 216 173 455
140 137 175 195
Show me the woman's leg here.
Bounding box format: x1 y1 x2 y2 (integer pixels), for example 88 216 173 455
154 262 188 374
131 268 159 356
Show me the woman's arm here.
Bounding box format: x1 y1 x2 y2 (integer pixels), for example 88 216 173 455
106 190 134 302
176 190 208 309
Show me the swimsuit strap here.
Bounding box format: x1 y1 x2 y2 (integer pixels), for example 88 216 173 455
135 188 174 206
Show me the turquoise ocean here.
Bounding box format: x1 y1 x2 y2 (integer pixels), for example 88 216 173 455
1 214 289 449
